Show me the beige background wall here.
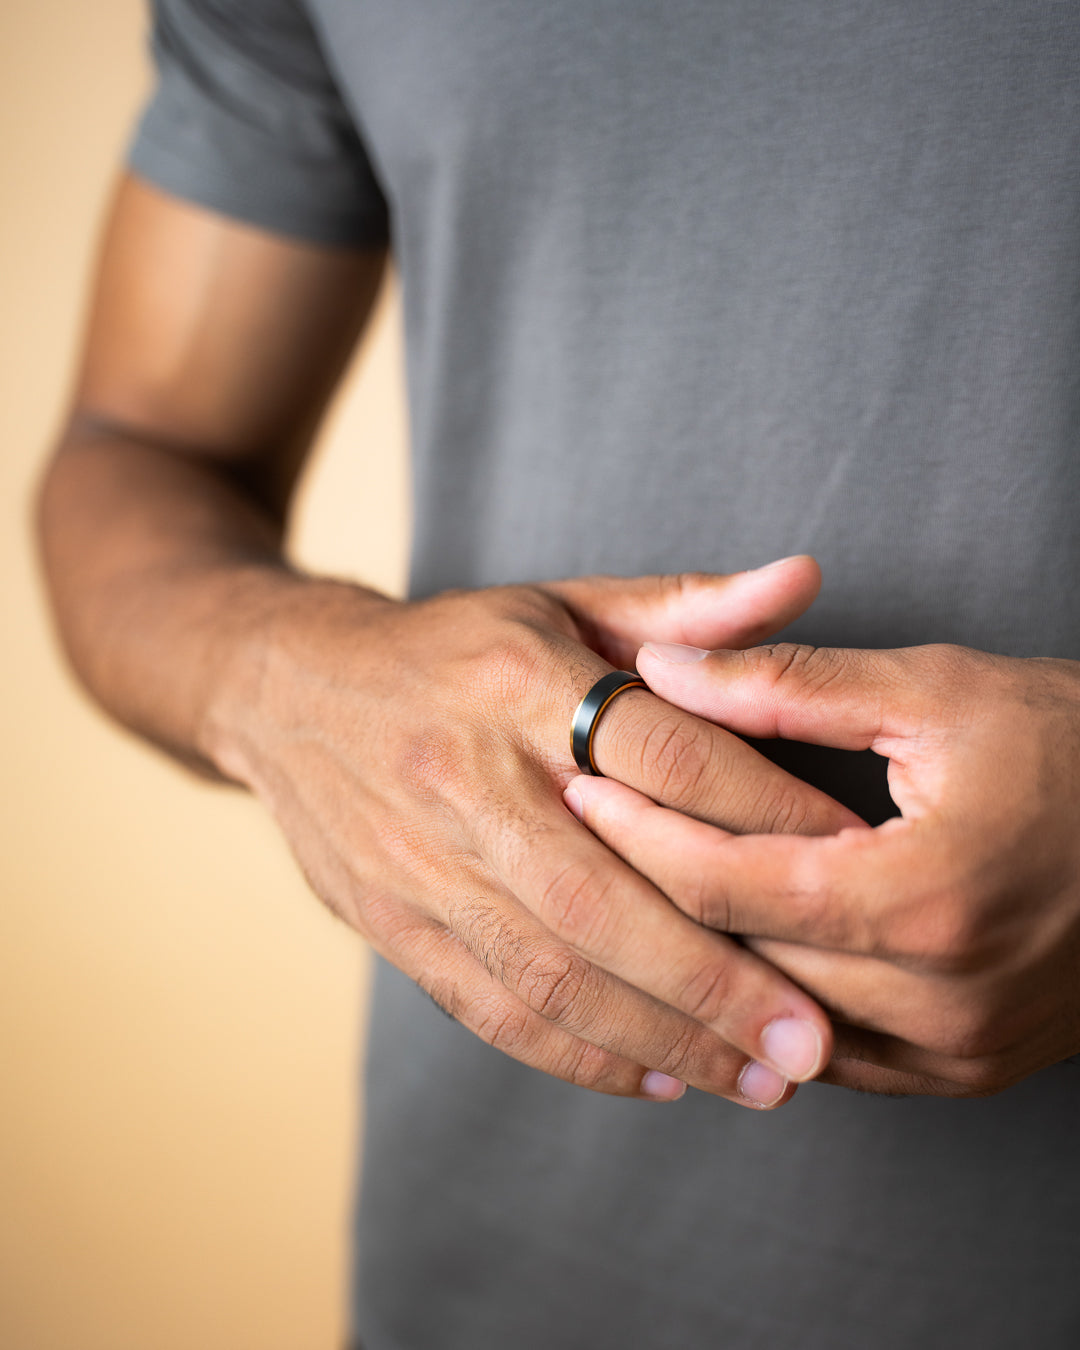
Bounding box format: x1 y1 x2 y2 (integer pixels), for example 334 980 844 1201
1 3 409 1346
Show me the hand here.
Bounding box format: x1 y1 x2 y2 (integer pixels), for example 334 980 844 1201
568 640 1080 1097
34 190 852 1110
205 560 861 1107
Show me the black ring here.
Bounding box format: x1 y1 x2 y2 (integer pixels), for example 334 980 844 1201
570 670 647 776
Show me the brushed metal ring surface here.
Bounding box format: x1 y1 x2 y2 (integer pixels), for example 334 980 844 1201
569 670 647 776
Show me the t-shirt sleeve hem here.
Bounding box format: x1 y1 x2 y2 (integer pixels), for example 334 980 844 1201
126 125 389 250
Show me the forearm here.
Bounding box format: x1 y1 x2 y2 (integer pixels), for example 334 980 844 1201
37 419 393 780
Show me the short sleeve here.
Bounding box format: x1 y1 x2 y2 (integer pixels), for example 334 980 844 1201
127 0 389 247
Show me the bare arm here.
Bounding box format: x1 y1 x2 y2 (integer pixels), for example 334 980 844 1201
39 176 858 1107
38 175 387 774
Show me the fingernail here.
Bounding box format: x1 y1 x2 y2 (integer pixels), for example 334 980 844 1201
641 1070 687 1102
563 786 584 820
760 1018 823 1081
738 1061 788 1108
755 554 803 571
641 642 710 664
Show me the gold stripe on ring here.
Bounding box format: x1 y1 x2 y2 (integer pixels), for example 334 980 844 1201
570 670 647 776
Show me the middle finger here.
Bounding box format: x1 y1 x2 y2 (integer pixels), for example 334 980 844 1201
465 787 832 1091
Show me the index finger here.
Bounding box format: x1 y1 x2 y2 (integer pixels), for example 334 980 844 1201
569 774 961 963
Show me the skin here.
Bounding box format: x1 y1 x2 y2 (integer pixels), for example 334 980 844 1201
569 640 1080 1097
39 175 867 1112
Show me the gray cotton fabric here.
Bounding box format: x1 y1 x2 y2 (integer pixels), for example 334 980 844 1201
129 2 1080 1346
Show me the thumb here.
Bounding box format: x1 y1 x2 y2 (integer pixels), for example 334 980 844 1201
635 642 900 750
549 556 821 671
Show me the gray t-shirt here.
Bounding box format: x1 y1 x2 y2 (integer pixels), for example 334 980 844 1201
130 3 1080 1346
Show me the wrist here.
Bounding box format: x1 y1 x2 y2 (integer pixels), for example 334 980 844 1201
197 569 399 787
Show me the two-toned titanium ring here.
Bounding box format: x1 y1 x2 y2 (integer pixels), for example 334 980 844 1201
569 670 647 776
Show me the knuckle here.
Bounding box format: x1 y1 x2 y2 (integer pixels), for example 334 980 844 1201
646 571 711 613
782 849 857 948
515 947 592 1024
472 638 534 708
392 726 464 800
370 815 432 881
920 642 980 686
473 603 575 704
555 1037 623 1093
746 781 816 837
675 869 725 927
755 642 823 684
448 897 531 986
472 998 535 1058
665 571 711 606
639 713 711 808
501 583 578 636
654 1017 710 1082
892 889 987 974
680 961 735 1027
750 643 860 703
364 891 425 948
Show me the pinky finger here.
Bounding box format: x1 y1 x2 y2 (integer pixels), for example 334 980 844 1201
387 914 688 1102
823 1024 1012 1099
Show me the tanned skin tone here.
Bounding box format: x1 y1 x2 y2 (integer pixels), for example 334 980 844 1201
40 177 1080 1110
